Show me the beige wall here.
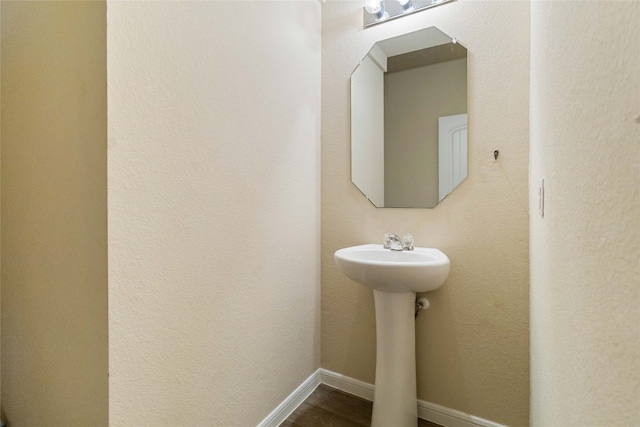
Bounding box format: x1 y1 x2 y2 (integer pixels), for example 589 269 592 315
107 2 321 425
321 1 530 426
0 2 2 413
530 1 640 425
0 1 108 425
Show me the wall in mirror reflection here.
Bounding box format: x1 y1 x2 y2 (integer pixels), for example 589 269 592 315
351 27 468 208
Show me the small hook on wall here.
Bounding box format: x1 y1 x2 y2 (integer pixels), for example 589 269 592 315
494 150 499 160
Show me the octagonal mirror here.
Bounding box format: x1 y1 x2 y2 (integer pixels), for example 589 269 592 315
351 27 468 208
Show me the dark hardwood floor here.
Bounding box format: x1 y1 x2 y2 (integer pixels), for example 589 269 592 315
281 384 442 427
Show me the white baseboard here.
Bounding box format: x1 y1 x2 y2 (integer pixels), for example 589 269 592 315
319 368 374 401
417 399 508 427
258 368 507 427
257 369 322 427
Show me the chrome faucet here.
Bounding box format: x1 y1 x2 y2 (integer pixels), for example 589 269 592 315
384 233 414 251
384 233 403 251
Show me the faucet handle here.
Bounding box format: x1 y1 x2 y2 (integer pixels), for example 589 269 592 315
402 234 414 251
383 233 392 249
384 233 403 250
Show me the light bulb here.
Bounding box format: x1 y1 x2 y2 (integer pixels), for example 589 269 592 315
365 0 389 20
365 0 383 15
397 0 414 10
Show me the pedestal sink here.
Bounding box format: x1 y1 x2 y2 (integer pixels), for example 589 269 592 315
334 244 450 427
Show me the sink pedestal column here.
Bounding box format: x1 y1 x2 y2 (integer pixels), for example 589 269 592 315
371 290 418 427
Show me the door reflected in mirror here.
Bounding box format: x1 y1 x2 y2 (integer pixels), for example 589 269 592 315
351 27 468 208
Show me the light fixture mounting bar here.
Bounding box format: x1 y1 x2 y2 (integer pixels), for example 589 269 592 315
364 0 455 28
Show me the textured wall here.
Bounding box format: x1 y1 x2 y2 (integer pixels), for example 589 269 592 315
107 2 321 425
1 2 108 425
530 1 640 425
321 1 530 425
0 3 2 413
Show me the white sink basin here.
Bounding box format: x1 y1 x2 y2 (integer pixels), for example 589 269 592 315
334 244 450 293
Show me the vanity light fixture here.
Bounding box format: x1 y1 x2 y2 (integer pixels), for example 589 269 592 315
363 0 455 27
